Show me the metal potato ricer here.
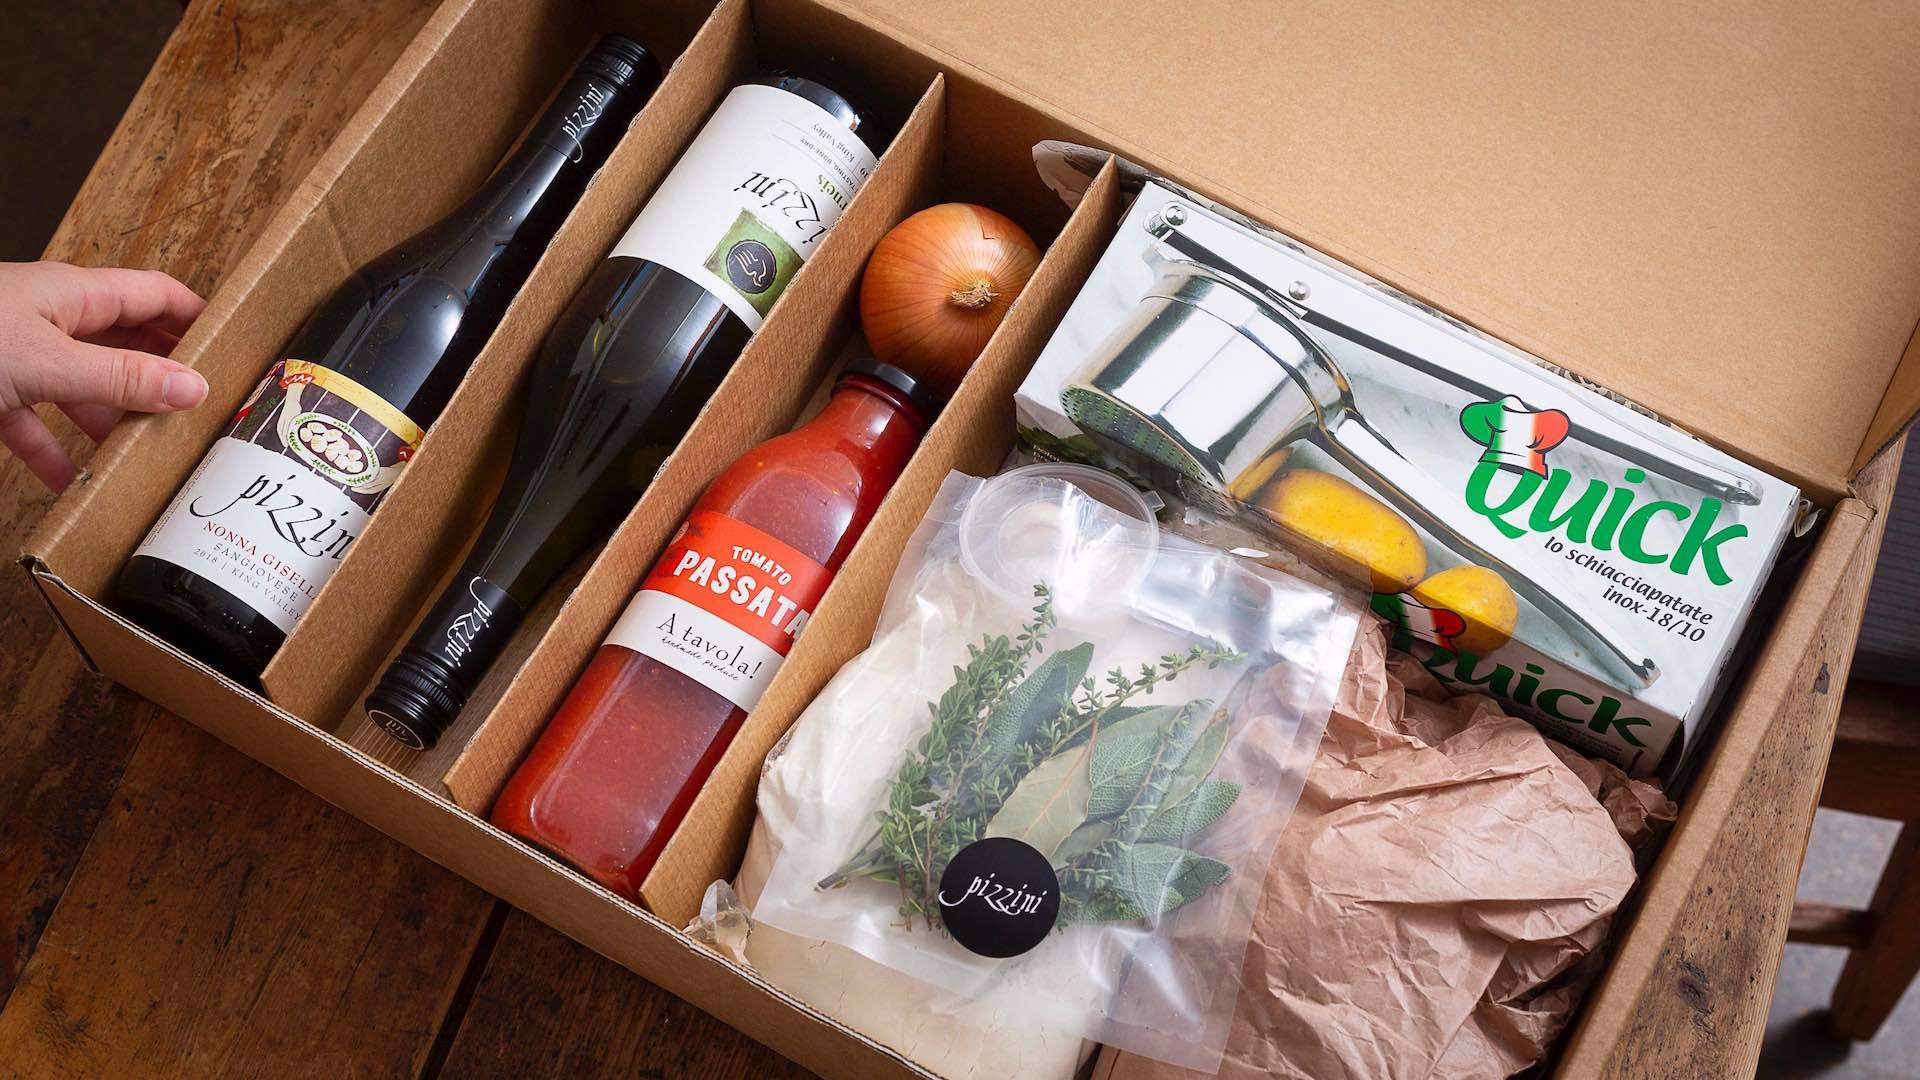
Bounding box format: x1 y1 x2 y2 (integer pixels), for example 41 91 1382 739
1058 199 1721 691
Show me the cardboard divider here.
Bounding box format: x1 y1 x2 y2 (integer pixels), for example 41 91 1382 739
342 70 950 779
637 161 1125 919
260 0 754 724
434 73 951 802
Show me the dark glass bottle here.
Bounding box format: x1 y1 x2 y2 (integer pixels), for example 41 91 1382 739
364 73 881 749
113 38 661 687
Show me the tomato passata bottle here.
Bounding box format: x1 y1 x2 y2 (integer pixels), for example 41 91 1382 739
492 358 935 899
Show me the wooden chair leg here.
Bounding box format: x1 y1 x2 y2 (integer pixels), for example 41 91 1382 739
1829 821 1920 1040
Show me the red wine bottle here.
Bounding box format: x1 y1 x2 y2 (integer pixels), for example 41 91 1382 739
364 73 880 749
113 38 661 686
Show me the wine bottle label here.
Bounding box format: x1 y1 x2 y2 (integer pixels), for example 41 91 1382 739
605 511 833 711
607 83 876 330
133 360 425 633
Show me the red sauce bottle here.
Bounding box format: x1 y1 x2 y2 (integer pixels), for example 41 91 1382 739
491 359 934 900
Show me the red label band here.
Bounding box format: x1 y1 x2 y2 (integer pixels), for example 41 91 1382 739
639 511 832 655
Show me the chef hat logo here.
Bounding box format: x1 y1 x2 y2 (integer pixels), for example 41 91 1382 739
1458 395 1572 478
1369 592 1468 650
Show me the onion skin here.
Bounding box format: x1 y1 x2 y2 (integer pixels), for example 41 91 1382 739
859 203 1041 396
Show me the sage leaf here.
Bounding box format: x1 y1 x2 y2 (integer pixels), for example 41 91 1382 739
1112 843 1232 920
1055 703 1155 754
1135 780 1240 843
969 643 1093 787
985 743 1092 859
1061 880 1147 923
1158 707 1230 813
1086 707 1183 818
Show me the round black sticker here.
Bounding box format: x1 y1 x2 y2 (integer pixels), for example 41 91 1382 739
723 238 778 294
936 837 1061 959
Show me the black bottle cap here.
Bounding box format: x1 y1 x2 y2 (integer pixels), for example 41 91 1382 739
585 35 662 93
366 576 525 751
365 650 465 751
841 357 942 422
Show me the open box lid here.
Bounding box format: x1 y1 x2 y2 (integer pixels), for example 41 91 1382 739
832 0 1920 502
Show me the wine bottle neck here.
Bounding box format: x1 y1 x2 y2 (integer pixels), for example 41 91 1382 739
431 68 640 295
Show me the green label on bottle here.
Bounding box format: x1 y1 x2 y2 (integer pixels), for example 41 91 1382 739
704 210 803 317
606 83 876 331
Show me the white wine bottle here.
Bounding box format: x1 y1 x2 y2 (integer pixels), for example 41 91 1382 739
365 73 881 749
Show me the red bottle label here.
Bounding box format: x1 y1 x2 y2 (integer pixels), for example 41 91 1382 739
603 511 833 710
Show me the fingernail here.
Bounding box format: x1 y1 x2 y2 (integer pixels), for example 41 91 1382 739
163 371 208 409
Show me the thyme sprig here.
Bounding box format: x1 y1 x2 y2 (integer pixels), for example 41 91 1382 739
821 583 1247 932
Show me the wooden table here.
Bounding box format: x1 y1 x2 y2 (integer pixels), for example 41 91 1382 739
0 3 1898 1077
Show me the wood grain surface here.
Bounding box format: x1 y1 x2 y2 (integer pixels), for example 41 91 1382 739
2 0 438 1016
0 2 788 1077
0 1 1899 1077
1592 444 1904 1079
435 910 817 1079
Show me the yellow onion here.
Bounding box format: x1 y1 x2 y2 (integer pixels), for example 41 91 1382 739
859 203 1041 394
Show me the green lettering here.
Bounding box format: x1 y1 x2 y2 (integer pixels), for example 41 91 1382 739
1592 467 1645 551
1448 650 1514 697
1464 462 1536 540
1537 687 1595 723
1512 663 1546 707
1588 697 1650 747
1526 470 1607 543
1669 497 1746 585
1620 499 1690 565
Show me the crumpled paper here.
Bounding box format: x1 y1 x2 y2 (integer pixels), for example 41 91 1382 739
1099 619 1675 1080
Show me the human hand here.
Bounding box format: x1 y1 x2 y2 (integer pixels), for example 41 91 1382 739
0 261 209 493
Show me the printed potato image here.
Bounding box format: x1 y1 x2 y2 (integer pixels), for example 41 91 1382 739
1248 468 1426 593
1413 564 1519 655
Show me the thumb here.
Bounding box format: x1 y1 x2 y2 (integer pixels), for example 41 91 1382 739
34 336 209 413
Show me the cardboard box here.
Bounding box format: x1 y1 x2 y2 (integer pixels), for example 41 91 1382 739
18 0 1919 1075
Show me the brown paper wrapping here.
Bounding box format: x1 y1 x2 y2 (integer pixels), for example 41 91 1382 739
1102 619 1675 1080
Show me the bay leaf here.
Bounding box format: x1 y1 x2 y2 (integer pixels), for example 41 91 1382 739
984 743 1092 859
1053 818 1117 863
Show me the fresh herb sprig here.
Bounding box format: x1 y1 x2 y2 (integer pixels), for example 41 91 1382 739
821 583 1247 932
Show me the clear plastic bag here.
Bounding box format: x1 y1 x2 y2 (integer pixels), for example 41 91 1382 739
748 469 1358 1072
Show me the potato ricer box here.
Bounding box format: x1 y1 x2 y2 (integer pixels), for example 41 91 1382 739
1016 180 1802 777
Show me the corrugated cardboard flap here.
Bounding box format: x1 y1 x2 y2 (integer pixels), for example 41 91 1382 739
828 0 1920 500
1854 321 1920 478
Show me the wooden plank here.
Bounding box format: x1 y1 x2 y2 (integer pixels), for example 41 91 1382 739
1588 440 1904 1077
41 0 442 297
0 0 458 1073
1819 681 1920 821
0 0 440 1009
1787 902 1874 950
1830 821 1920 1039
434 909 814 1078
0 714 494 1075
